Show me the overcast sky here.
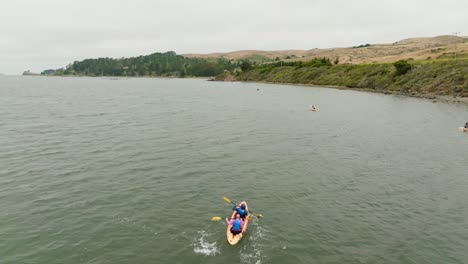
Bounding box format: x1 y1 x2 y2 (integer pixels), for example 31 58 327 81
1 0 467 74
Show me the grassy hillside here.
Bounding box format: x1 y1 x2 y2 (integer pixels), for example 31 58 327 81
186 35 468 65
231 56 468 97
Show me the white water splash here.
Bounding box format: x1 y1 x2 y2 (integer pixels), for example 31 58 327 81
193 230 219 256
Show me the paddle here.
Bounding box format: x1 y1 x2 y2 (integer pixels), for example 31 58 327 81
211 216 253 221
223 196 263 218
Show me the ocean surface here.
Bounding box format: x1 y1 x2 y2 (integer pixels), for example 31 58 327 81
1 76 467 264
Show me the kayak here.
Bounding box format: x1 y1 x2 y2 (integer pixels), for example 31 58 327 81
226 201 249 245
309 105 319 111
460 127 468 132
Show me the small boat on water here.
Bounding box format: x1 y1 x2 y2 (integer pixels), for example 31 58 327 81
226 201 249 245
459 127 468 132
309 105 318 112
309 105 319 111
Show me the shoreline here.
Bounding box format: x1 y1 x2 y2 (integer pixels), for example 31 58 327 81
215 79 468 104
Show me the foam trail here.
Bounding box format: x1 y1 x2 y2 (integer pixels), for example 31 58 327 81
193 230 219 256
240 221 269 264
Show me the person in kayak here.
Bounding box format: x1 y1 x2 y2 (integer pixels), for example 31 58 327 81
233 204 249 219
465 122 468 129
226 214 244 235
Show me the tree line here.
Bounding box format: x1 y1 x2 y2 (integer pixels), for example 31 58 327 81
42 51 242 77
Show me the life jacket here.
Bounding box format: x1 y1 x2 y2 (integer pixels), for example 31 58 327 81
232 219 242 231
237 208 247 217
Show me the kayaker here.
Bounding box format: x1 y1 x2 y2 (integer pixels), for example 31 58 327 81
465 122 468 129
233 204 249 219
226 214 243 235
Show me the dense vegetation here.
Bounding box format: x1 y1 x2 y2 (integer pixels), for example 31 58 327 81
42 51 239 77
229 57 468 97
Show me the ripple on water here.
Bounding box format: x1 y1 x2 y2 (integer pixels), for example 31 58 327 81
240 222 269 264
193 230 219 256
2 77 468 264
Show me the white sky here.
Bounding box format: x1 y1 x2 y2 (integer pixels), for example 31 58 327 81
1 0 467 74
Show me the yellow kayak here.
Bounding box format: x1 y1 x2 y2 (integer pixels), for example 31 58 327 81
226 201 249 245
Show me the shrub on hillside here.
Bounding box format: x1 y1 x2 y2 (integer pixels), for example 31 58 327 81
352 44 371 48
393 60 412 76
240 60 252 71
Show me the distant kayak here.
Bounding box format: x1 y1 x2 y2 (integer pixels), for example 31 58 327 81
459 127 468 132
309 105 319 111
226 201 249 245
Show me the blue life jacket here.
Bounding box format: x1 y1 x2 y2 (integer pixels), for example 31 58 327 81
237 208 247 217
232 219 242 231
233 205 248 217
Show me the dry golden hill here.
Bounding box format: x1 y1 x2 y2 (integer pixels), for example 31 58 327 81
183 35 468 64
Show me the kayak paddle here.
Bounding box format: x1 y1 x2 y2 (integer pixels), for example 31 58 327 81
211 216 253 221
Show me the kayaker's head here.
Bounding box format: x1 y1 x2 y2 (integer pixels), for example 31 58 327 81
240 204 246 210
236 214 241 219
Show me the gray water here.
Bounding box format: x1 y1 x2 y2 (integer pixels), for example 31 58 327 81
1 76 467 264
